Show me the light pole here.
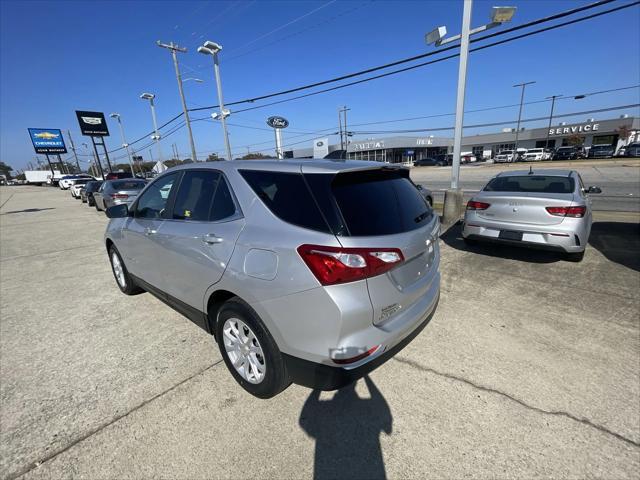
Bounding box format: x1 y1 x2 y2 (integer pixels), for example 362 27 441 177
140 92 162 164
198 41 233 161
427 3 516 223
157 41 198 162
512 81 536 161
66 130 81 172
110 113 136 176
545 94 562 150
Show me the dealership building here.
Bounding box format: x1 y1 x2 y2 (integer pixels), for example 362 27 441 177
284 115 639 162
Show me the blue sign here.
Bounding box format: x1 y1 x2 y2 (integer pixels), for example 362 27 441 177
28 128 67 154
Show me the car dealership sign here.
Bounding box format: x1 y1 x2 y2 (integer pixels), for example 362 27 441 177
27 128 67 154
75 110 110 136
266 116 289 129
549 122 599 136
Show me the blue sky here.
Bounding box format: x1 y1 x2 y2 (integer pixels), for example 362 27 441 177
1 0 639 170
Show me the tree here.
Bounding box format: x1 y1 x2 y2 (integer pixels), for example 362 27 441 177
616 125 632 144
240 152 275 160
0 162 14 179
206 153 221 162
565 134 584 146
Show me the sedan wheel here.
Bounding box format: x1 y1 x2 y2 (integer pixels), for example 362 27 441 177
108 246 142 295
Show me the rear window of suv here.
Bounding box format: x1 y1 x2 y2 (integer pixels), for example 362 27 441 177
484 175 575 194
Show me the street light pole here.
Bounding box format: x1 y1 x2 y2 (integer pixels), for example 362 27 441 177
66 130 81 172
512 81 536 161
110 113 136 176
426 3 516 223
545 94 562 150
157 41 198 162
198 41 233 161
140 93 162 163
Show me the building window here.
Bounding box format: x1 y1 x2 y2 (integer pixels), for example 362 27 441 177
592 135 617 146
472 146 484 157
536 139 556 148
561 136 585 146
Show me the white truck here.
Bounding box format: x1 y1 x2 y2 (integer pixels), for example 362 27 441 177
24 170 61 186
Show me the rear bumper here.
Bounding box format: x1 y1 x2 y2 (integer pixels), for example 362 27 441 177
283 292 439 390
462 220 586 253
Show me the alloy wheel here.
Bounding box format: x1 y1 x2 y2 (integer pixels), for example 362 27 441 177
111 252 126 288
222 318 266 384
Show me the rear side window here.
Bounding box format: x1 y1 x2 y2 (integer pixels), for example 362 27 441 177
330 170 432 236
484 175 575 194
240 170 330 233
172 170 237 222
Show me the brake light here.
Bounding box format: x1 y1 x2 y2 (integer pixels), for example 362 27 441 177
110 194 129 199
545 206 586 218
297 244 404 286
466 200 490 210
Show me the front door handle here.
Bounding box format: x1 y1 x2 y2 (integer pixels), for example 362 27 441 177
202 233 223 244
145 227 157 236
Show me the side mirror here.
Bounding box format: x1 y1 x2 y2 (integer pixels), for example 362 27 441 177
106 204 129 218
586 186 602 194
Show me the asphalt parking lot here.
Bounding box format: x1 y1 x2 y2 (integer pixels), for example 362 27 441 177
1 179 639 479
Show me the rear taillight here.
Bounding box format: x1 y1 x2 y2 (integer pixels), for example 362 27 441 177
545 206 586 218
297 244 404 286
466 200 490 210
332 345 382 365
110 194 129 199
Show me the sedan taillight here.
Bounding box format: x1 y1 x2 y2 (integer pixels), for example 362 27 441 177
466 200 491 210
297 244 404 286
110 194 129 199
545 206 586 218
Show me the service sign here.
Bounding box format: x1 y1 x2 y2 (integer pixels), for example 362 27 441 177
266 116 289 129
75 110 110 136
27 128 67 154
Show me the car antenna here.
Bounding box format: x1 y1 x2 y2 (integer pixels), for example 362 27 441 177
528 165 533 175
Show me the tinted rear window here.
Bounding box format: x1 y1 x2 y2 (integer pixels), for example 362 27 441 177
331 169 432 236
484 175 575 194
111 180 145 190
240 170 330 233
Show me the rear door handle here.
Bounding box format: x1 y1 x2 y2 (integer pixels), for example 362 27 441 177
145 227 157 236
202 233 223 244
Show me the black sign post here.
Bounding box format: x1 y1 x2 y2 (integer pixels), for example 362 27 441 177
75 110 112 179
44 154 56 178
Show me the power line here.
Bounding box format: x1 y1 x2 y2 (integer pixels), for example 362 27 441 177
100 0 637 154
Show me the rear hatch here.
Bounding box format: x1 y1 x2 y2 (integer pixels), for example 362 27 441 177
303 166 439 326
474 174 576 226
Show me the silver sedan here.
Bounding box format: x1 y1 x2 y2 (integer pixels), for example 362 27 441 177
462 169 601 261
93 179 146 212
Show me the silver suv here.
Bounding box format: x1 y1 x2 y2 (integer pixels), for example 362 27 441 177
104 160 441 398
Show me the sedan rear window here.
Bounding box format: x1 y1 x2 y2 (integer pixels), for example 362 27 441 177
485 176 575 194
111 180 145 190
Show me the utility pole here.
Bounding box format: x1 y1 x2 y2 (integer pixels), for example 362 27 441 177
338 108 344 150
545 94 562 150
157 41 198 162
512 81 536 161
67 130 81 172
342 106 350 149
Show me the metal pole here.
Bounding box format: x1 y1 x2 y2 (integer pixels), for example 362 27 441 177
67 130 81 172
450 0 472 189
44 154 55 178
90 137 105 180
211 52 233 161
513 81 536 161
343 106 350 150
545 95 561 150
148 98 162 163
338 108 344 150
274 129 283 159
170 48 198 162
115 116 136 176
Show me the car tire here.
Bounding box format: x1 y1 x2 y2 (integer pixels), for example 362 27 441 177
215 297 291 399
565 250 585 262
108 245 143 295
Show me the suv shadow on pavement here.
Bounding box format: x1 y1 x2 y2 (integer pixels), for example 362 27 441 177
440 222 563 264
299 376 392 480
588 221 640 272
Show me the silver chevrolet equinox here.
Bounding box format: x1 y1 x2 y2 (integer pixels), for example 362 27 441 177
104 160 441 398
